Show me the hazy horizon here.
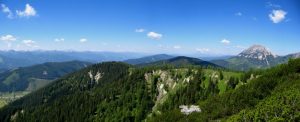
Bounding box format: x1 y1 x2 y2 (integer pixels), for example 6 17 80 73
0 43 297 57
1 0 300 56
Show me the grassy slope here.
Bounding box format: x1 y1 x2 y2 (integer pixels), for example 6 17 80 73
0 100 6 108
0 91 29 109
202 69 242 94
227 79 300 121
192 59 300 121
148 58 300 122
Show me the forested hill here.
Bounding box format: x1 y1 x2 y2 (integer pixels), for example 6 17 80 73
0 59 300 121
0 61 92 92
138 56 222 68
124 54 174 65
0 62 132 121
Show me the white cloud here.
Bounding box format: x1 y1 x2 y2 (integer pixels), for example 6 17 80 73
196 48 210 53
135 28 145 33
1 35 16 42
23 40 35 46
23 40 36 47
269 10 287 23
220 39 230 45
79 38 87 43
173 45 181 49
54 38 65 42
147 32 162 40
235 12 242 16
1 4 13 19
16 4 37 17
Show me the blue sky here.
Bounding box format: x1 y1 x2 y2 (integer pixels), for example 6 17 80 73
0 0 299 56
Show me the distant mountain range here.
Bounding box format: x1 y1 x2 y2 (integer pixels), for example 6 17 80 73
199 55 233 61
0 61 91 92
123 44 300 71
211 45 300 71
1 45 299 72
0 50 145 70
138 56 222 68
124 54 175 65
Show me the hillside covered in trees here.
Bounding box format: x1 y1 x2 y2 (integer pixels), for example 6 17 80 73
0 61 91 92
0 58 299 121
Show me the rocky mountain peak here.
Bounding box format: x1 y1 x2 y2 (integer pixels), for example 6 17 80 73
237 45 278 66
238 45 277 60
290 52 300 58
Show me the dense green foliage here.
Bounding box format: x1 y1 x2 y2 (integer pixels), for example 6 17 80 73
138 56 222 68
0 62 132 121
0 61 91 92
156 68 221 113
0 61 240 121
150 58 300 121
228 79 300 121
0 58 299 122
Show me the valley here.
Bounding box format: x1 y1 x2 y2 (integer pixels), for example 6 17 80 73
0 61 92 108
0 91 29 108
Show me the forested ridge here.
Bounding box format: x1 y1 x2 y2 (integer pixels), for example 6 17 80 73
0 59 299 122
0 60 91 92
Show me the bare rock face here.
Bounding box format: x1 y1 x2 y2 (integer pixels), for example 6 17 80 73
238 45 277 66
144 69 200 115
88 70 104 85
94 71 103 84
238 45 277 60
88 70 94 80
179 105 201 115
